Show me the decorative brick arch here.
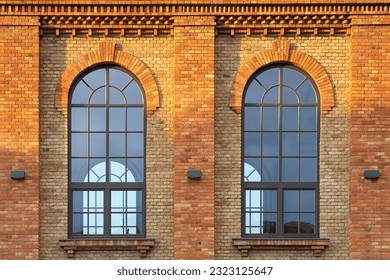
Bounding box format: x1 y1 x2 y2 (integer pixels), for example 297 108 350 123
55 42 160 116
229 40 334 116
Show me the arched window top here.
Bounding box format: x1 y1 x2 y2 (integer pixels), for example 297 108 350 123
71 66 144 106
244 65 318 106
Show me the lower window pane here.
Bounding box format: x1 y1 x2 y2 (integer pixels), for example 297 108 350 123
111 190 143 235
284 213 299 233
300 213 315 234
72 191 104 235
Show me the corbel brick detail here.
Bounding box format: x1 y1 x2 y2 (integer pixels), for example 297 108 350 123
55 41 160 116
230 40 335 116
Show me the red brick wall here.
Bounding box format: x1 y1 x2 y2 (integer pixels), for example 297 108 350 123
349 15 390 259
0 16 40 259
173 16 215 259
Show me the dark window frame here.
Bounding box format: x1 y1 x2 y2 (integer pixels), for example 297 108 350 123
242 64 320 239
68 65 146 239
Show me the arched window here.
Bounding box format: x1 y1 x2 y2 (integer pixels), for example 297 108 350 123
69 65 145 237
243 65 319 238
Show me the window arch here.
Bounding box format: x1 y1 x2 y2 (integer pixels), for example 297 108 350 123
242 65 319 238
69 65 146 238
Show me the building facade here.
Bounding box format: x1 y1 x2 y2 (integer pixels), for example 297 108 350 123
0 0 389 260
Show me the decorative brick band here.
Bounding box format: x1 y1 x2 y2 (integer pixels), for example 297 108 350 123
229 40 335 116
55 41 160 116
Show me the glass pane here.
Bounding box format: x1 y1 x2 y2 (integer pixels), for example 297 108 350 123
111 213 123 227
263 213 277 233
282 132 299 156
300 107 317 131
262 107 278 131
284 213 299 233
284 190 299 212
124 81 143 105
109 133 126 157
127 108 144 132
262 158 279 182
257 67 279 89
297 80 317 104
282 86 298 104
244 132 261 156
300 132 317 156
262 132 279 156
127 158 144 182
109 108 126 132
111 191 124 212
250 213 260 227
127 133 144 157
282 158 299 182
90 108 106 131
249 190 261 209
90 87 106 104
109 68 132 91
263 87 279 104
244 107 261 131
72 214 83 234
282 107 298 131
71 108 88 131
300 158 317 182
71 80 92 104
263 190 277 212
244 159 261 182
282 67 305 89
73 191 84 212
71 158 88 182
300 213 315 233
109 87 125 104
89 159 106 183
244 79 265 104
300 190 315 212
90 133 106 157
71 133 88 157
83 68 106 90
110 159 126 182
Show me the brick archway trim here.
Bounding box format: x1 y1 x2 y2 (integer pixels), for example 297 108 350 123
229 40 334 116
55 42 160 116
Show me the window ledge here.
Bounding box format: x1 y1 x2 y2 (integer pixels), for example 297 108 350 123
232 238 330 257
59 238 155 258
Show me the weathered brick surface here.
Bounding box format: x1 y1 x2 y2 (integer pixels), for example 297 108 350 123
0 16 40 259
349 15 390 259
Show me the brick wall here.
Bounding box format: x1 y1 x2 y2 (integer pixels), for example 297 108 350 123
349 15 390 259
0 16 40 259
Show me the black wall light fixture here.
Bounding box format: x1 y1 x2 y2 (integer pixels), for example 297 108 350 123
187 170 202 180
11 170 25 180
364 170 380 179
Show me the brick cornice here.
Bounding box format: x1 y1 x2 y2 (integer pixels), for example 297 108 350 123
229 40 335 116
0 3 388 37
55 42 160 116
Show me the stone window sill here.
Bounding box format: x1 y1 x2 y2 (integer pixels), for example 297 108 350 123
59 238 155 258
232 238 330 257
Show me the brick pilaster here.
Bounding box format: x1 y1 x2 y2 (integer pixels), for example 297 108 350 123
173 16 215 259
0 16 40 259
349 15 390 259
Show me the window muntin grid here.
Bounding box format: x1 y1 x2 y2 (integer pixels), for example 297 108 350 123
242 65 319 238
69 66 146 238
